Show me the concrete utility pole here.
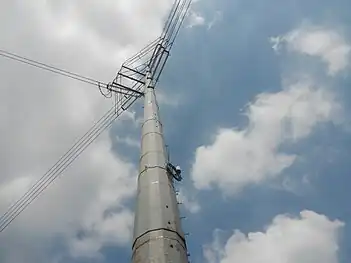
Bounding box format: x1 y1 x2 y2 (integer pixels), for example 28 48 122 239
131 71 188 263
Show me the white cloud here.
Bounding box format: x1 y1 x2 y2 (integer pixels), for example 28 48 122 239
271 24 351 75
207 11 222 30
191 23 346 195
116 135 140 149
191 79 339 194
178 189 201 214
69 209 134 258
155 89 184 107
204 210 344 263
0 0 174 262
187 11 206 28
186 9 222 30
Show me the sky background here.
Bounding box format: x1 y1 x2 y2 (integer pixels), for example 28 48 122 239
1 0 351 262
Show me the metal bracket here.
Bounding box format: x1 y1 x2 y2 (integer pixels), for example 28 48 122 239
167 163 182 182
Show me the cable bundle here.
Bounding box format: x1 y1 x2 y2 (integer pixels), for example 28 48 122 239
0 49 105 87
0 93 139 233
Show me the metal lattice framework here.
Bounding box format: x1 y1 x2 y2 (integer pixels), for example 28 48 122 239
111 0 191 97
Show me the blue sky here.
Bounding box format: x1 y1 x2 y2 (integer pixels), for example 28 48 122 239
1 0 351 262
124 0 351 262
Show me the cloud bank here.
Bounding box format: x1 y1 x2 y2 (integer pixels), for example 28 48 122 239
191 23 348 195
204 211 344 263
271 23 351 75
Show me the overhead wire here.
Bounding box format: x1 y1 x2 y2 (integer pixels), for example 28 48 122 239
171 0 192 46
148 0 191 84
0 49 143 98
0 49 113 92
0 92 140 233
0 49 99 84
0 109 115 232
162 0 183 42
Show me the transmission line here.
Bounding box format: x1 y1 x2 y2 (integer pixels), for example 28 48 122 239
0 49 117 97
0 92 139 233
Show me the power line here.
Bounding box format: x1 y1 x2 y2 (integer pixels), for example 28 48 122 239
0 49 144 98
0 91 139 233
0 49 104 86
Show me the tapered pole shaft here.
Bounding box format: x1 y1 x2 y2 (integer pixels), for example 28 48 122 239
131 72 188 263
